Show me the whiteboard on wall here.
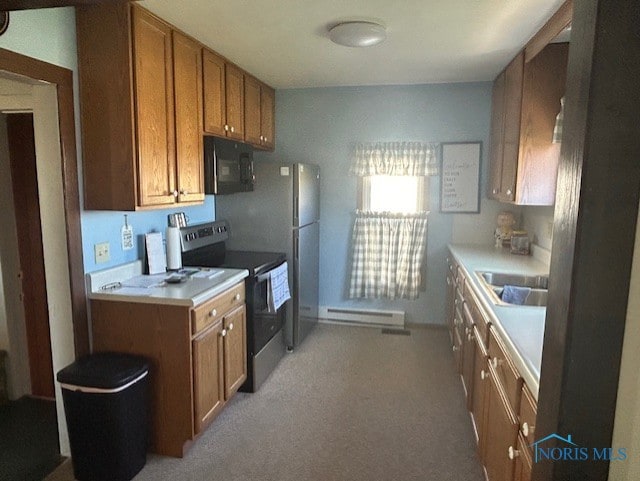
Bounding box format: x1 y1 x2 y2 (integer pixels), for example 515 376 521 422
440 142 482 213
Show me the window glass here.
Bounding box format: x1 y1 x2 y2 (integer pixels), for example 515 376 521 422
363 175 426 213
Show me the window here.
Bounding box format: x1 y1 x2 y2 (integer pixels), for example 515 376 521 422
358 175 428 213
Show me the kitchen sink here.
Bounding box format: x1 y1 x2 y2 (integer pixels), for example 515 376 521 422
476 271 549 307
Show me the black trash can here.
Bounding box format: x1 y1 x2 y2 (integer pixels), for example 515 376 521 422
57 352 150 481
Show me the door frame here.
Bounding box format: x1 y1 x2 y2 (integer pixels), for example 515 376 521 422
0 48 89 358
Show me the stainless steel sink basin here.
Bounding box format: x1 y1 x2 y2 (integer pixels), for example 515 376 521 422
479 271 548 289
476 271 549 307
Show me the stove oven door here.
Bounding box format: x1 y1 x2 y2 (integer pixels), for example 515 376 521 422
249 269 286 354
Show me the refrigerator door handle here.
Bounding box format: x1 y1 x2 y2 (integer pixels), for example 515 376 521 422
294 196 299 224
294 236 299 260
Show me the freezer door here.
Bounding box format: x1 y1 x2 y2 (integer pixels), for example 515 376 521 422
291 222 319 348
293 163 320 227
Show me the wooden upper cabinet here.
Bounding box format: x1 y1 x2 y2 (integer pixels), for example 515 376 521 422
76 3 204 210
225 64 245 140
488 0 571 206
260 85 275 150
244 75 276 150
173 31 205 203
244 75 262 146
489 71 506 199
132 7 177 208
516 43 568 205
488 53 524 203
202 49 227 136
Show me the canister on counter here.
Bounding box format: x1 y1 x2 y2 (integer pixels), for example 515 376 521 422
510 231 530 255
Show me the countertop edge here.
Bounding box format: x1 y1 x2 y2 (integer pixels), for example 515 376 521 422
448 245 543 400
88 271 249 307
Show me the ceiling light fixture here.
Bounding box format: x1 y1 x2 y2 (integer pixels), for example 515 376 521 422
328 21 386 48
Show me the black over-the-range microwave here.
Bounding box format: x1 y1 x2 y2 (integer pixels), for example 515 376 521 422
204 136 255 195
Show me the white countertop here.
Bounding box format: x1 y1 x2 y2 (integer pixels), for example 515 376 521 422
86 261 249 307
448 244 549 400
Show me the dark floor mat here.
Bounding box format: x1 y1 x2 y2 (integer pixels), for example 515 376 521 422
0 397 62 481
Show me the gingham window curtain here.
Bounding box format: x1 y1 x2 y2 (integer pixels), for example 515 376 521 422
348 142 437 300
349 211 429 300
350 142 439 176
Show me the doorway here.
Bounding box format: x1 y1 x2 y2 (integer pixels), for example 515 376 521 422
6 113 55 399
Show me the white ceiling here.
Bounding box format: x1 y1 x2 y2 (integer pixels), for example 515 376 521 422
140 0 565 89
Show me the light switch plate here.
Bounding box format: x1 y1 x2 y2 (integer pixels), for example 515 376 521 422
95 242 110 263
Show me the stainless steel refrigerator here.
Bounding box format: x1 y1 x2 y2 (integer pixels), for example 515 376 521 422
215 162 320 350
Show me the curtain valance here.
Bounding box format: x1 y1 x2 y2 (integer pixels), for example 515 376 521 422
350 142 439 176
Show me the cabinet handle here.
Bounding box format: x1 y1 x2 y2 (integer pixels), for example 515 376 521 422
452 345 459 352
228 322 234 331
208 309 217 318
224 124 230 132
230 126 235 133
490 357 503 369
508 446 520 460
234 293 241 301
522 422 534 437
221 328 227 337
506 188 513 196
263 136 268 143
172 190 178 198
467 332 475 342
492 188 499 195
480 370 487 380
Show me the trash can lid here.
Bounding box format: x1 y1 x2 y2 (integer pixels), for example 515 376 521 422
56 352 149 389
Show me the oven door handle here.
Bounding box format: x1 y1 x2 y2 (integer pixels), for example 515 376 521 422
255 261 287 284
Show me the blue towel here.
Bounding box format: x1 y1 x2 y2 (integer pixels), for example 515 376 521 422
501 285 531 305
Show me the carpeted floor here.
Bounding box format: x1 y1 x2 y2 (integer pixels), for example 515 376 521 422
50 323 485 481
0 396 62 481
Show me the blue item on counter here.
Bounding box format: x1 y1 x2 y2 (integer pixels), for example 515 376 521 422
501 285 531 305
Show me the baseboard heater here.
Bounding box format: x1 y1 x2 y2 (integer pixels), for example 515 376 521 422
319 306 405 328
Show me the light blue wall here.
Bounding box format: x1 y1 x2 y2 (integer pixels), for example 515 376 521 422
0 8 217 273
255 84 503 324
81 199 216 272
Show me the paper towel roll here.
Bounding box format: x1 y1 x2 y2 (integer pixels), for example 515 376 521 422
166 226 182 271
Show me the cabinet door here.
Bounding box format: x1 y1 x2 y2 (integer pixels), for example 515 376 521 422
461 306 476 409
471 333 488 456
484 367 519 481
260 84 275 150
223 305 247 399
132 7 176 207
173 31 204 204
500 52 524 202
489 71 505 199
244 75 262 146
513 435 533 481
225 64 245 140
202 49 226 136
192 319 225 434
515 43 568 205
446 271 456 344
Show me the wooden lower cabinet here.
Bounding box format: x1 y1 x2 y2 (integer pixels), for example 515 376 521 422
193 319 225 434
91 281 247 457
484 366 519 481
513 435 533 481
471 329 488 449
223 305 247 398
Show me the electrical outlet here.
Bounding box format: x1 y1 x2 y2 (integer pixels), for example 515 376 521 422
95 242 110 264
546 221 554 239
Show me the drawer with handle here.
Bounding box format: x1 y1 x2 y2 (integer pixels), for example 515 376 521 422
519 384 537 449
191 282 245 335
